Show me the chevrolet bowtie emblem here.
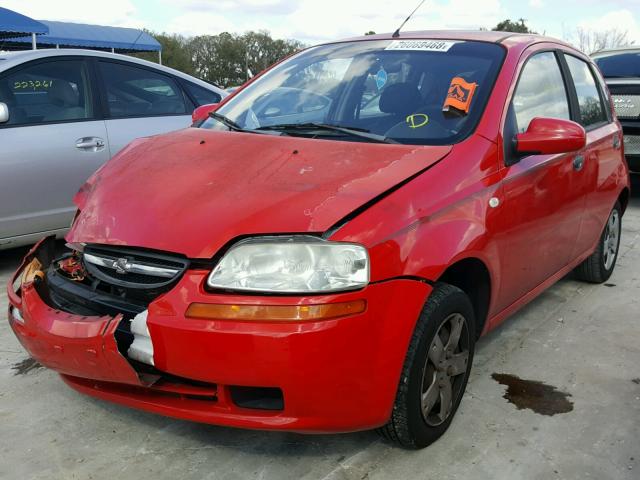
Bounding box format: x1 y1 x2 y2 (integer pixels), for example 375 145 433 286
113 258 131 274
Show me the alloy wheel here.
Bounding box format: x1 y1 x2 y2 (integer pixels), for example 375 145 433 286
603 209 620 271
420 313 470 426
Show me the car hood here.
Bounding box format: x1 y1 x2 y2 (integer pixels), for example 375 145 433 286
69 128 451 258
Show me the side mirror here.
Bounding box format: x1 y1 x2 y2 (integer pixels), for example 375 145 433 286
0 102 9 124
515 117 586 156
192 103 219 125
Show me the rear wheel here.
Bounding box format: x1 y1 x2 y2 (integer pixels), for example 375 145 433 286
574 202 622 283
378 283 475 449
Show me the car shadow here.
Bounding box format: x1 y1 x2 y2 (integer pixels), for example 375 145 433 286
83 394 381 456
630 173 640 202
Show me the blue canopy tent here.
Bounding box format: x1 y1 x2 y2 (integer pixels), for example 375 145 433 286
0 7 48 48
2 20 162 62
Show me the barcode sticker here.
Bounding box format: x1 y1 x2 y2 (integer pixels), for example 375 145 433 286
385 40 459 52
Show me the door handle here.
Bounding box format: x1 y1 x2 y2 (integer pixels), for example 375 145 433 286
613 135 621 150
76 137 105 151
573 155 585 171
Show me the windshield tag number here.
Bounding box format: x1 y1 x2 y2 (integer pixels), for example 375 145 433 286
385 40 458 52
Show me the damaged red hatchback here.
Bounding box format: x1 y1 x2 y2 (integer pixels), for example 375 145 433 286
7 31 630 449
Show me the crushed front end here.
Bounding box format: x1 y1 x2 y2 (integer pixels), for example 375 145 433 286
7 237 432 433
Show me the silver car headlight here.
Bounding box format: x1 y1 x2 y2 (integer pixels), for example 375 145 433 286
207 236 369 293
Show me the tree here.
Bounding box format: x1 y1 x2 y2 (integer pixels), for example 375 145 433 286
131 30 304 87
492 18 536 34
187 31 304 87
364 31 376 36
189 32 245 87
130 32 195 76
573 27 634 54
242 30 304 78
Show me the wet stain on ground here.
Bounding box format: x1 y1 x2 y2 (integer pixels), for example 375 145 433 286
11 357 43 376
492 373 573 416
632 378 640 385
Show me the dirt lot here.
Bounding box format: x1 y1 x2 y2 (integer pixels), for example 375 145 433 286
1 179 639 480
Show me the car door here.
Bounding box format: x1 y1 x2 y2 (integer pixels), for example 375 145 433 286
562 53 621 257
494 50 588 312
96 60 192 155
0 57 109 242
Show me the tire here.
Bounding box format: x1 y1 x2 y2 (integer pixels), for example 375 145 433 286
574 202 622 284
378 283 476 449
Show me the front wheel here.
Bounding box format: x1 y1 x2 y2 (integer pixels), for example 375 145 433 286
378 283 475 449
574 202 622 283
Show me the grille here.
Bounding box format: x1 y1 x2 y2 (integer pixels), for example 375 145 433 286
612 95 640 119
82 245 189 290
624 135 640 155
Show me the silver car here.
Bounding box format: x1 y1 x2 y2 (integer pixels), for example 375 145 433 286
0 49 227 249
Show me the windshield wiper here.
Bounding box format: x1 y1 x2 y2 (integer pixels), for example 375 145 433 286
256 123 399 144
208 112 248 132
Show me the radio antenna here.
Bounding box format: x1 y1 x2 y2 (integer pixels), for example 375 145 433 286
392 0 428 38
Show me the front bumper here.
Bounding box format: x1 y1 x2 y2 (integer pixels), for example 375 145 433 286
7 239 432 433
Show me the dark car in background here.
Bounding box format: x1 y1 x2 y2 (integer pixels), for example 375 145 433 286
593 47 640 173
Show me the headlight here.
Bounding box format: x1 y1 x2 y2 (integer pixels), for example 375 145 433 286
207 236 369 293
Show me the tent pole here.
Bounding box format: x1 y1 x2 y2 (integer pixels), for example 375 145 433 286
31 33 37 50
158 50 162 65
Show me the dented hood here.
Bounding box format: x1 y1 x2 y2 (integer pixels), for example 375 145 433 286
69 128 451 258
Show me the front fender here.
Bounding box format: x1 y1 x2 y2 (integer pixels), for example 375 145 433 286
330 135 504 296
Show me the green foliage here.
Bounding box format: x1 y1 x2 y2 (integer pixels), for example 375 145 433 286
131 32 195 76
364 31 376 36
492 19 536 34
130 30 305 88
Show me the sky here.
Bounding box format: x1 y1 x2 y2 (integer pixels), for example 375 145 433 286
2 0 640 46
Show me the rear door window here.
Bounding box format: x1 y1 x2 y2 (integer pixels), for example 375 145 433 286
0 59 94 126
564 55 608 128
98 61 187 118
184 82 222 106
511 52 570 133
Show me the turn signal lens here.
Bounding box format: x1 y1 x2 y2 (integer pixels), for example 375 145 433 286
185 300 366 322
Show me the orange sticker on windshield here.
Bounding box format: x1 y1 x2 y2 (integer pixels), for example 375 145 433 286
443 77 477 114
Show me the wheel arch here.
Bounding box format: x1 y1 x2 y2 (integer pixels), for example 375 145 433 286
618 186 630 215
436 257 492 339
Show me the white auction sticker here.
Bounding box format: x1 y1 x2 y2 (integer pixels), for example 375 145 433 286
385 40 459 52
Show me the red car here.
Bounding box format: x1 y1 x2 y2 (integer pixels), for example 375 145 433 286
7 31 630 449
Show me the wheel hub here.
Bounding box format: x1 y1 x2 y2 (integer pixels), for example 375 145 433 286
420 313 470 426
603 209 620 271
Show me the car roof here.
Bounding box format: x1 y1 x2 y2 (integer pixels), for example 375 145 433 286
0 48 226 95
592 46 640 58
329 30 574 49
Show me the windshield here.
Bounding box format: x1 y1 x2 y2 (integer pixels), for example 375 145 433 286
199 39 505 145
594 51 640 78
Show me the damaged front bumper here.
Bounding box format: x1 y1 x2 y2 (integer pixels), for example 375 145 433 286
7 237 433 433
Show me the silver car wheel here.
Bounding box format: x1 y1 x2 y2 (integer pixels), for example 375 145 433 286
603 209 620 271
421 313 469 427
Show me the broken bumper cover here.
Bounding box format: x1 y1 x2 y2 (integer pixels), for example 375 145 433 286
7 239 432 433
